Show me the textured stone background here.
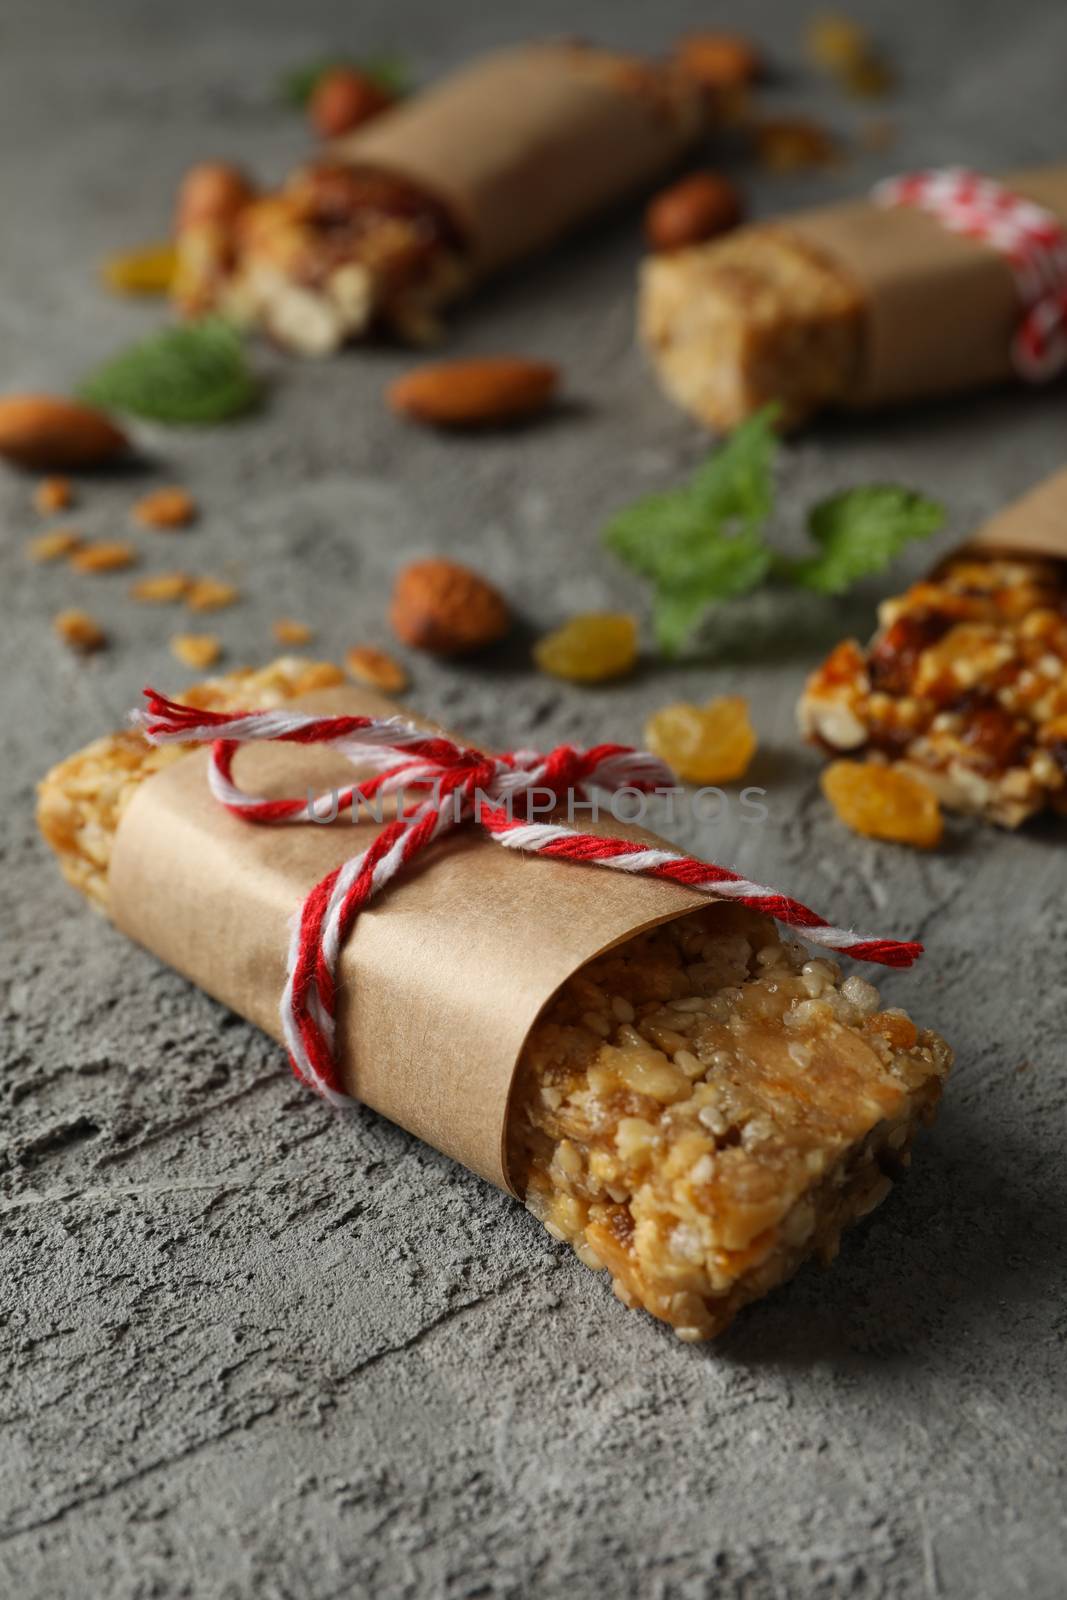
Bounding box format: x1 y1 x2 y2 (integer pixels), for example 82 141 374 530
2 0 1066 1596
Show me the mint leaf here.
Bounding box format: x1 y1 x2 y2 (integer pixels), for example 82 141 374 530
603 409 778 654
788 485 945 594
279 55 410 107
78 319 260 425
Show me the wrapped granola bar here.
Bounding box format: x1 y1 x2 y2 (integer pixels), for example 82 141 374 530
799 469 1067 826
38 664 951 1339
640 164 1067 429
176 42 704 352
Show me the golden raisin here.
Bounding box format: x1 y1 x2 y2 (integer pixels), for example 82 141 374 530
533 614 637 683
34 477 74 515
821 760 942 848
70 541 137 573
26 528 83 563
133 486 198 529
186 577 239 612
644 697 757 783
53 609 106 653
102 242 179 296
130 572 191 602
170 633 221 670
754 117 837 172
273 618 314 646
346 645 409 694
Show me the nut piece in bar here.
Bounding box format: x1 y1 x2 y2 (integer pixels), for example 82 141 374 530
512 906 951 1340
798 556 1067 827
39 664 951 1341
639 226 863 430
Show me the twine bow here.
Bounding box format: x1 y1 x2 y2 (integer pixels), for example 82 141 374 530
875 167 1067 381
137 690 922 1106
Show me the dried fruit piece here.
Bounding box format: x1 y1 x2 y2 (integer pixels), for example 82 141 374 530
132 486 198 529
273 618 314 646
390 559 510 655
533 614 638 684
346 645 409 694
53 609 106 653
70 541 138 574
645 172 743 253
34 477 74 515
131 572 191 602
171 633 222 670
186 577 239 612
388 358 559 428
754 117 838 172
309 66 394 138
0 395 127 470
26 528 83 563
176 163 257 231
102 242 179 296
821 760 942 848
644 696 757 783
807 13 892 97
674 32 762 92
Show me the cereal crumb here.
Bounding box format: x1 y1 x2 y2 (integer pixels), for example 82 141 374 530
34 477 74 515
187 577 239 612
273 618 314 646
346 645 409 694
26 528 83 563
53 608 106 653
170 632 221 669
131 572 191 603
133 486 198 529
70 541 138 573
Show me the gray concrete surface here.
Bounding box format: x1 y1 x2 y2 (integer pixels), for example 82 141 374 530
2 1 1066 1595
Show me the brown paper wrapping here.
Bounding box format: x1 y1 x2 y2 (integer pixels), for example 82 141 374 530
961 464 1067 562
108 685 708 1193
788 165 1067 406
331 43 703 278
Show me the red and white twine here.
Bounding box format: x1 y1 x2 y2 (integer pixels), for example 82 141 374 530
136 690 922 1106
874 167 1067 381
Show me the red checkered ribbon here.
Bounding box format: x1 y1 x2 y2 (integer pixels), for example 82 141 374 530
874 167 1067 381
136 689 923 1106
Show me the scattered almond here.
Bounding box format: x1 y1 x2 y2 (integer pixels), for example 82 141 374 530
131 572 191 602
54 608 106 653
26 528 83 563
187 576 239 612
176 163 257 231
754 116 838 172
133 486 199 529
310 66 394 139
273 618 315 646
345 645 409 694
70 540 138 573
171 632 222 670
388 357 559 429
102 242 179 296
33 476 74 515
0 395 127 470
645 172 744 253
390 558 510 655
674 32 763 92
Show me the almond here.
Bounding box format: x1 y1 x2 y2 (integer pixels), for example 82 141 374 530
176 163 256 231
0 396 127 471
645 173 744 253
388 358 559 429
310 67 394 139
390 559 510 656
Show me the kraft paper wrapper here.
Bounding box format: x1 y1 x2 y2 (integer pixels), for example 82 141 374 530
945 464 1067 566
332 43 702 278
788 165 1067 407
108 685 708 1194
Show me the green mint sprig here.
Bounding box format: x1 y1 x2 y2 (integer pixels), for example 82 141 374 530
78 319 260 426
279 56 410 107
603 408 945 654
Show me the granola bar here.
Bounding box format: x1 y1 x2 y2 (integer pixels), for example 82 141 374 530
175 43 703 354
798 555 1067 826
40 665 952 1340
639 226 863 430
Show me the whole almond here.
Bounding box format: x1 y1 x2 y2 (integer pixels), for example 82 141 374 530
0 396 127 470
390 559 510 655
645 173 744 252
388 358 559 429
310 67 394 139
